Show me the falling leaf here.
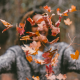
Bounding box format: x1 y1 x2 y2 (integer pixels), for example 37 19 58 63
26 55 33 62
45 73 56 80
26 77 29 80
57 8 61 11
56 74 67 80
51 53 59 66
20 35 30 40
35 31 40 36
27 17 35 26
16 23 25 35
42 13 52 28
64 18 72 25
0 19 13 33
34 58 45 65
62 13 68 16
56 8 62 16
30 41 41 50
42 52 50 58
33 34 48 43
49 37 59 44
32 76 40 80
21 44 36 55
62 10 69 16
42 49 58 64
70 5 77 12
43 5 52 12
36 16 44 23
26 31 36 37
70 50 79 60
51 27 60 36
46 64 54 75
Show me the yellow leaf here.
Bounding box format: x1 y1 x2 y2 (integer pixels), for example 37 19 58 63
70 50 79 60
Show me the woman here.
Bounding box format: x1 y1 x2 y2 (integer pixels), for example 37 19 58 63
0 8 80 80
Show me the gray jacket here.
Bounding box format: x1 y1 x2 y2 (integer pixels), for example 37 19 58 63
0 42 80 80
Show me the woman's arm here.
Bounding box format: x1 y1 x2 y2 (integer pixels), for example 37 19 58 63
50 42 80 75
62 44 80 74
0 46 18 74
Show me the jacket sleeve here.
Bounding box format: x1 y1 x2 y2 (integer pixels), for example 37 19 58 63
62 43 80 74
50 42 80 75
0 45 21 74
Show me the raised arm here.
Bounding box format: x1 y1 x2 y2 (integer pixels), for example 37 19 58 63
62 44 80 74
50 42 80 75
0 46 19 74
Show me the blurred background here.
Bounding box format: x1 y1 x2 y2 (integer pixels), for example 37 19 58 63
0 0 80 80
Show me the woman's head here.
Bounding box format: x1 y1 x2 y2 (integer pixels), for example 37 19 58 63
31 14 48 37
16 8 60 45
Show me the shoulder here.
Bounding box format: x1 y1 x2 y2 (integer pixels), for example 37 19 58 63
7 45 25 56
49 42 69 50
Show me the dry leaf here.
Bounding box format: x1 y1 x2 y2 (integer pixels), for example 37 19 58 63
21 44 36 55
70 5 77 12
43 5 52 12
20 35 30 40
34 58 45 65
70 50 79 60
0 19 13 33
26 55 33 62
32 76 40 80
64 18 72 25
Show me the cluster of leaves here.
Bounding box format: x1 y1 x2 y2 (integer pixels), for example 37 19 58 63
0 5 79 80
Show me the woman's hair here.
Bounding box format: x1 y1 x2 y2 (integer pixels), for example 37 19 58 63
16 7 60 45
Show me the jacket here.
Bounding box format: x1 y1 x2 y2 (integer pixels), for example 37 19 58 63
0 42 80 80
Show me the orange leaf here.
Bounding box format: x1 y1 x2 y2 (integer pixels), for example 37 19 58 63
0 19 13 33
34 58 45 65
62 13 68 16
26 55 33 62
32 76 40 80
43 5 51 12
70 5 77 12
26 31 36 37
36 16 44 23
57 8 60 11
0 19 12 27
32 51 38 55
70 50 79 60
26 77 29 80
35 31 40 36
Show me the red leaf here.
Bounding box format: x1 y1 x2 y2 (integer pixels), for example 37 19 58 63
16 23 25 35
46 64 53 74
27 17 35 26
